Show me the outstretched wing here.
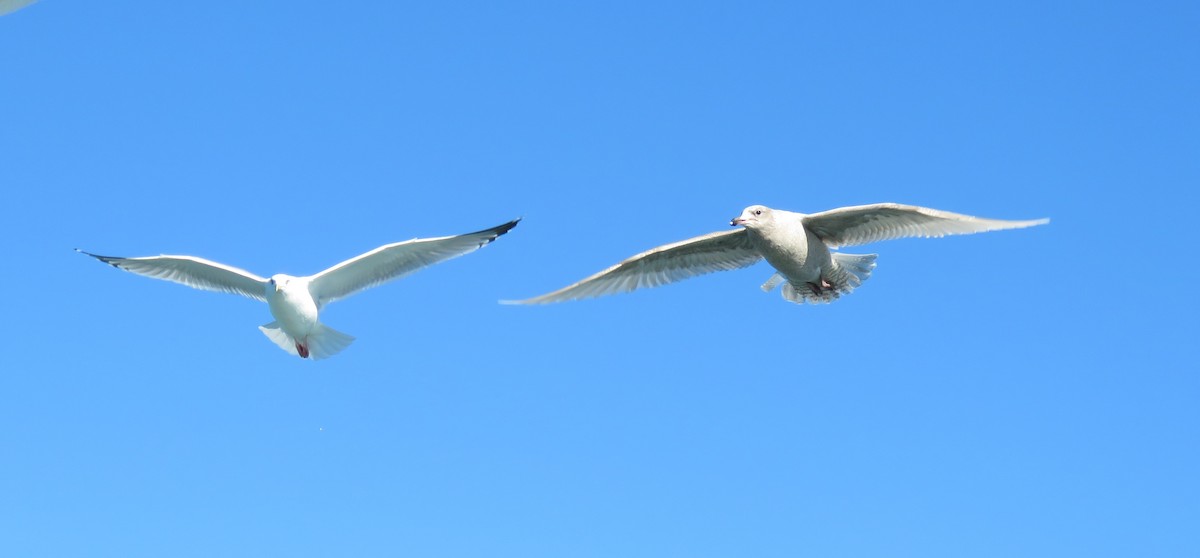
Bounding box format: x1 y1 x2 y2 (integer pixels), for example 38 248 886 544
803 203 1049 248
77 250 269 301
505 228 761 304
307 219 520 307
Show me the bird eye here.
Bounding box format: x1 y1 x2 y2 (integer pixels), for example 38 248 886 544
754 210 763 216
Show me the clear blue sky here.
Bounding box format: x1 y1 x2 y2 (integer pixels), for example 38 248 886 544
2 2 1196 556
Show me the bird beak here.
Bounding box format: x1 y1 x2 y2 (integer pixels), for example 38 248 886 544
731 217 745 226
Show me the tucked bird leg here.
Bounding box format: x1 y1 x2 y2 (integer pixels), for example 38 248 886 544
807 277 835 294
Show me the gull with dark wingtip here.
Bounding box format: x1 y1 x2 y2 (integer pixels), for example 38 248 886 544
79 219 520 359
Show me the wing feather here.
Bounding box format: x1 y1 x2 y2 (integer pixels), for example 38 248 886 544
505 228 761 304
803 203 1049 248
0 0 40 16
307 219 519 307
77 250 268 301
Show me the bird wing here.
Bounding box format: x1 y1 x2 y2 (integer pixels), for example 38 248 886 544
307 219 520 307
505 228 762 304
802 203 1050 248
77 250 269 301
0 0 40 16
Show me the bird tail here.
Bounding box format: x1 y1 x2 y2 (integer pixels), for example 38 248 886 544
781 282 838 304
258 321 355 360
832 252 877 287
259 322 300 357
306 324 355 360
779 252 878 304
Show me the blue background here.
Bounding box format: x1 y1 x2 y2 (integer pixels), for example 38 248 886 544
2 1 1196 556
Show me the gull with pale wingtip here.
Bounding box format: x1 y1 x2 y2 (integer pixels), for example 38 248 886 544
505 204 1046 305
80 219 520 359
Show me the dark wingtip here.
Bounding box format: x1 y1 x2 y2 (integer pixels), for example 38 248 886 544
482 217 522 242
76 249 121 267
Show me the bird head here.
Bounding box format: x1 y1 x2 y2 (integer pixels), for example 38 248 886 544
731 205 773 228
268 274 293 294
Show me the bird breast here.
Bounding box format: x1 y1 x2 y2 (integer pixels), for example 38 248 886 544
268 282 320 337
749 220 830 283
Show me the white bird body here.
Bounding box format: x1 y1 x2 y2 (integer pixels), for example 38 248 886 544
267 275 318 337
80 219 519 359
508 203 1048 305
736 205 883 303
264 274 322 358
743 209 826 286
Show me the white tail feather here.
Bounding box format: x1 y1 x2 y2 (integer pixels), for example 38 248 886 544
258 321 355 360
306 324 355 360
259 321 300 357
780 281 837 304
831 252 877 287
779 252 878 304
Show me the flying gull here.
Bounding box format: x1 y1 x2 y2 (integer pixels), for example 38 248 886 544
505 204 1047 305
80 219 520 359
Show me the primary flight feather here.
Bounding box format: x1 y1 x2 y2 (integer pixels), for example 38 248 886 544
505 204 1047 305
80 219 519 359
